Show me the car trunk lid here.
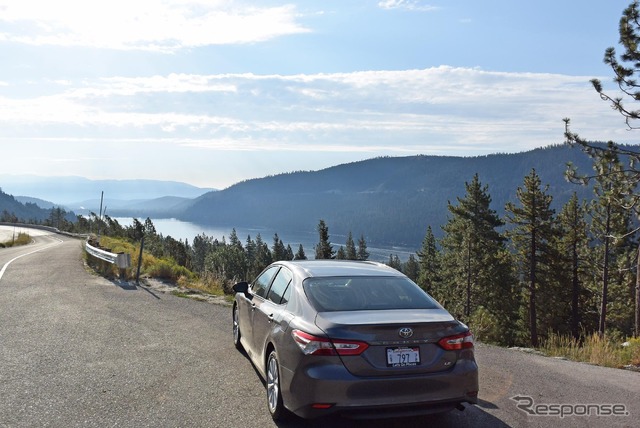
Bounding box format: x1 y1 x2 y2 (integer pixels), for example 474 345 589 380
315 309 468 376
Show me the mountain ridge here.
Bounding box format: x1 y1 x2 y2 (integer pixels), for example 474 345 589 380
1 144 630 248
177 144 603 247
0 175 214 207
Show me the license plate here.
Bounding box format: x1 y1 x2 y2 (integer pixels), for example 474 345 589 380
386 347 420 367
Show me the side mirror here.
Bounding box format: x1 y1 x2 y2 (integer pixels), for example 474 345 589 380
233 281 250 296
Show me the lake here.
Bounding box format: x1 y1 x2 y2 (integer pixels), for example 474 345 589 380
113 217 417 262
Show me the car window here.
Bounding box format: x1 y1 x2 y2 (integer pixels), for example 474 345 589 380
267 267 292 305
303 276 440 312
252 266 280 298
280 281 292 305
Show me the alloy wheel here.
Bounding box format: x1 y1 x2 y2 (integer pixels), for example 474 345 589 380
267 352 280 414
233 305 240 347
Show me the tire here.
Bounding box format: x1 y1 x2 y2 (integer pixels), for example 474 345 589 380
232 304 243 351
266 350 290 421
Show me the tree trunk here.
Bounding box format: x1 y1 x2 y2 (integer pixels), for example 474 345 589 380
530 229 538 347
599 207 611 336
571 241 580 339
636 243 640 338
466 237 472 318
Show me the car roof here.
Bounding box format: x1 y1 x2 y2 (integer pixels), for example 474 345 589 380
275 260 405 279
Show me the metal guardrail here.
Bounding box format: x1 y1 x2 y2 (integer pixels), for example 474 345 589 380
0 222 131 271
85 241 131 269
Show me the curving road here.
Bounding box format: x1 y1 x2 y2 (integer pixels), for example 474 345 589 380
0 227 64 282
0 227 638 427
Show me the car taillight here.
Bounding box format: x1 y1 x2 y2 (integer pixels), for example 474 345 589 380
291 329 369 356
438 331 474 350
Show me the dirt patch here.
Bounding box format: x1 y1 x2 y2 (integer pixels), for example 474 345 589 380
140 277 232 306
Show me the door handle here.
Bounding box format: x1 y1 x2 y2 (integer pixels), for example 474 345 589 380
251 303 257 310
267 314 275 323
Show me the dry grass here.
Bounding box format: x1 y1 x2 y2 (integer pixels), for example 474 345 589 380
541 332 640 369
0 232 31 248
177 272 227 297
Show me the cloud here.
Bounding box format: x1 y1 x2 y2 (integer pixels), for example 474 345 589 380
68 74 238 97
377 0 438 12
0 67 632 158
0 0 309 52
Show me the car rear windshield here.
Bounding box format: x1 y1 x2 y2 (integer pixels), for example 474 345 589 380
303 276 440 312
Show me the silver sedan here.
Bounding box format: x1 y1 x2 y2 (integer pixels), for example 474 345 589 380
232 260 479 421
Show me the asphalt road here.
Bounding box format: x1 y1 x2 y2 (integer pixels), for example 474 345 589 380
0 228 638 427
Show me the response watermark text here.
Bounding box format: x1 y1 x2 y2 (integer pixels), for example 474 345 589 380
511 395 630 418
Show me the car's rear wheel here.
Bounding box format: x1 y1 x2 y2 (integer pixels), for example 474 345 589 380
266 350 289 421
232 305 242 350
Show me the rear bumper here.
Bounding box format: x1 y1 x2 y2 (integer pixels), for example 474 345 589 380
280 356 479 419
294 396 477 420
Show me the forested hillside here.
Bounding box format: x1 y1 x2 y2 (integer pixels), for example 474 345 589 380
180 144 599 247
0 188 65 222
0 188 77 224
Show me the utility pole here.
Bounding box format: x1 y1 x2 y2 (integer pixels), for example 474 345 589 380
98 191 104 241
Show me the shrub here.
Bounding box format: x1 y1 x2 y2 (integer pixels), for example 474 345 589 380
178 272 226 296
621 337 640 366
468 306 503 345
145 258 193 281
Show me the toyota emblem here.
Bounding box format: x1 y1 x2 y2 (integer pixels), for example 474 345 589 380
398 327 413 339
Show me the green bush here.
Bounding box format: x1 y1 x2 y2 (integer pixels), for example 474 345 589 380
145 258 193 281
468 306 503 344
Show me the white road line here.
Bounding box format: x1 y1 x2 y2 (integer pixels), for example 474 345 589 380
0 237 63 282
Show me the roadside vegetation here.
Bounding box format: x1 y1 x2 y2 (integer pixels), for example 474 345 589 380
541 333 640 370
80 216 370 298
84 234 226 297
0 232 31 248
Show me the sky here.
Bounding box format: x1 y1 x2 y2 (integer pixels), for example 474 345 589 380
0 0 637 189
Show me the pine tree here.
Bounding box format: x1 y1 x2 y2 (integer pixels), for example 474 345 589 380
387 254 402 271
345 232 357 260
206 233 246 282
271 233 286 261
336 246 346 260
245 235 256 274
253 234 272 276
315 220 334 259
294 244 307 260
229 228 242 248
505 169 557 347
589 1 640 130
556 193 590 338
129 218 145 241
404 254 420 283
417 226 440 294
440 174 507 320
191 233 215 273
285 244 294 261
588 153 635 335
563 1 640 336
357 234 370 261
